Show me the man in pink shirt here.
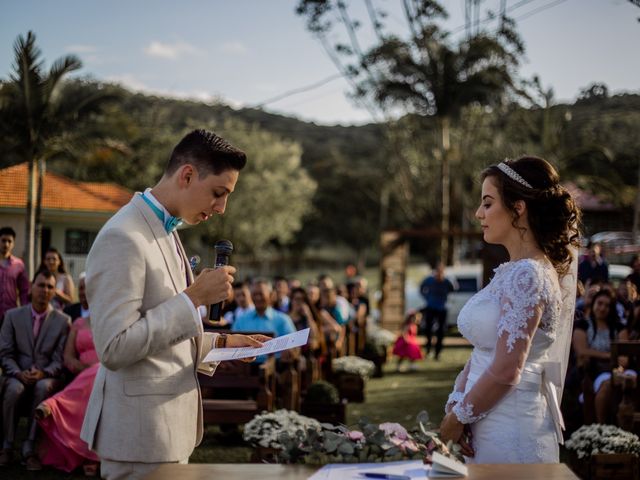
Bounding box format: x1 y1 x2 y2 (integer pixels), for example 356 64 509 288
0 227 30 324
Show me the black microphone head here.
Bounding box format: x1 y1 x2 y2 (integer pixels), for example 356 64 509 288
214 239 233 256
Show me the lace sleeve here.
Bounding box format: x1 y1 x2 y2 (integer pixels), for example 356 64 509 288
452 261 545 424
445 359 471 414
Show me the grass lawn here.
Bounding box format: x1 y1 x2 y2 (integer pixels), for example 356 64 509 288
4 346 470 478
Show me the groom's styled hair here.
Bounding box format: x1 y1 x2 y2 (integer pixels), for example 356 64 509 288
166 129 247 177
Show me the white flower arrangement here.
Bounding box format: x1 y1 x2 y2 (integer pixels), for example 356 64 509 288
367 326 396 348
243 409 321 449
565 424 640 459
332 356 376 379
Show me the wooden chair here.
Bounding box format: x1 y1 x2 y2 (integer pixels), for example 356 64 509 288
198 330 276 425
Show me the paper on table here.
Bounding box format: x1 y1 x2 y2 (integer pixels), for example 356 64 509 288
203 328 310 362
426 452 468 478
307 460 428 480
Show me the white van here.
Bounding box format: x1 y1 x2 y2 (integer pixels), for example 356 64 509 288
406 264 483 328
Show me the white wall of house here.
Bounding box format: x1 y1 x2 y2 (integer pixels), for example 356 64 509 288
0 208 116 284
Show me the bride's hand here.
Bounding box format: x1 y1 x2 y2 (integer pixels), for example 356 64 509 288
440 413 475 457
439 412 463 444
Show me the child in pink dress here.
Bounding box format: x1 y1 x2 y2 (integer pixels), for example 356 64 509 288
37 316 100 475
392 310 424 371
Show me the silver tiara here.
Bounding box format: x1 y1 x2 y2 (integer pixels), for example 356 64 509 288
497 162 532 189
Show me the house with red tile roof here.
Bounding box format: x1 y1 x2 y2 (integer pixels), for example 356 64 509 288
0 163 132 280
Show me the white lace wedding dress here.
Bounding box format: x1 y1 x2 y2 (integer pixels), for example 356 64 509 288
445 258 566 464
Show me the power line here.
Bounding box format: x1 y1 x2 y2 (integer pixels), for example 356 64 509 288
513 0 569 22
251 73 344 108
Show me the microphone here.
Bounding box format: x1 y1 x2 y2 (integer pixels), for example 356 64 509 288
209 240 234 321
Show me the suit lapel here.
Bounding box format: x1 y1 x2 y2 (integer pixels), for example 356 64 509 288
132 195 185 293
22 307 35 348
174 233 202 363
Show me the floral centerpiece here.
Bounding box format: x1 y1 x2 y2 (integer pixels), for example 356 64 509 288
243 409 321 450
365 326 396 358
277 411 462 465
332 356 376 379
565 424 640 459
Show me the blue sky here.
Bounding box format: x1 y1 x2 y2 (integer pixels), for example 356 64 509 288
1 0 638 125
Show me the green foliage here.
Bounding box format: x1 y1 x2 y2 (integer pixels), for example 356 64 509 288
200 118 316 254
305 380 340 405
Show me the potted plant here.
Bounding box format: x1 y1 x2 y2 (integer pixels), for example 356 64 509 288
301 381 346 424
243 409 321 463
331 356 376 402
565 424 640 479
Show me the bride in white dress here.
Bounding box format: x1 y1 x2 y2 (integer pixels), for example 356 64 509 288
439 156 580 463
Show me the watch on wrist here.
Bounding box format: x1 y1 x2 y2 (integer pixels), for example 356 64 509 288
216 333 227 349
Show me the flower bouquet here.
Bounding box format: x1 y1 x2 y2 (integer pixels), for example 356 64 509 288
331 356 375 402
277 411 463 465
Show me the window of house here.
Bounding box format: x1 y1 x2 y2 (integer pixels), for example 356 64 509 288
65 229 98 255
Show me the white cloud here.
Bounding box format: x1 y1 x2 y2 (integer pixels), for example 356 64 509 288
218 41 248 55
143 40 201 60
105 74 221 104
106 74 150 92
64 44 97 54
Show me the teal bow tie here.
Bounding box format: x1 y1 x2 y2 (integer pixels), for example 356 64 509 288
140 193 183 233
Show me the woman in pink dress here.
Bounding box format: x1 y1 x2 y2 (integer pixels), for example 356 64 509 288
392 310 424 371
36 313 100 475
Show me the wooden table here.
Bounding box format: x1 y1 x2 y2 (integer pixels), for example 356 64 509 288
144 462 580 479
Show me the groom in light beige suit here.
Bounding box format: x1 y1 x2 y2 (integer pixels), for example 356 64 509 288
80 130 267 480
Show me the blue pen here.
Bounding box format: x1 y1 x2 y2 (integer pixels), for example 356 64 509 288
360 473 411 480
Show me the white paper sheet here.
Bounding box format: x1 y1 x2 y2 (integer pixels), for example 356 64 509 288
203 328 310 362
307 460 428 480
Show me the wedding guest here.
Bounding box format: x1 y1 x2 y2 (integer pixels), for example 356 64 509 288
0 270 70 470
392 310 424 372
274 276 290 313
38 248 75 310
573 289 628 423
36 273 100 475
0 226 30 323
420 261 456 360
578 242 609 287
222 281 254 326
232 280 297 363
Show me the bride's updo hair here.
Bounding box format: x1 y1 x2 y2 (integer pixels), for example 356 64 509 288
481 156 581 276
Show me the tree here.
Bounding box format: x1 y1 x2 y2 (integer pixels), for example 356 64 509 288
296 0 526 262
194 119 317 257
0 32 116 275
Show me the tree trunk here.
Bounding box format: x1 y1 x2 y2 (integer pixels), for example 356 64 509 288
633 157 640 243
24 158 37 279
439 116 451 265
34 157 45 267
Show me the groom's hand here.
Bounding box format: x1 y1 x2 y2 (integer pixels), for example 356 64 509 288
185 266 236 307
226 334 270 363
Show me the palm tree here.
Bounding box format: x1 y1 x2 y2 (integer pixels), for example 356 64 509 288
0 31 116 276
296 1 525 262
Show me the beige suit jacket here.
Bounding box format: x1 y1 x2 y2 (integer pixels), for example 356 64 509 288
80 193 219 463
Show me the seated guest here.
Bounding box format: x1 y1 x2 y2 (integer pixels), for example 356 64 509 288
63 272 88 322
38 247 75 310
0 269 70 470
274 276 291 313
572 289 630 424
36 274 100 475
232 279 297 363
289 287 324 354
222 281 254 326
